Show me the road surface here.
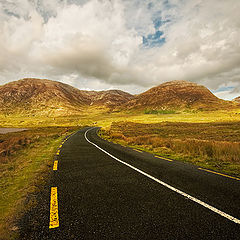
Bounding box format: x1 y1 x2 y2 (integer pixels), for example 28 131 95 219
19 127 240 239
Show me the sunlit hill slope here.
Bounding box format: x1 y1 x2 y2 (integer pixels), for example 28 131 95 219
0 78 133 115
123 80 234 111
0 78 237 116
233 96 240 103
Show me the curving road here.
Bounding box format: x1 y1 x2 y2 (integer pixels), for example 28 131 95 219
19 127 240 239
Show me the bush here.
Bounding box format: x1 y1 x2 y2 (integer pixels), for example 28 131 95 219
144 109 176 114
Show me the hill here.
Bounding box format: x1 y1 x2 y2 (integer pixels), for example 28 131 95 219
233 96 240 103
0 78 133 115
0 78 236 116
0 78 91 115
87 90 134 107
124 80 232 110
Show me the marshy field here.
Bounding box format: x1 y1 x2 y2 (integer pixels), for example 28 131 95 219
100 120 240 177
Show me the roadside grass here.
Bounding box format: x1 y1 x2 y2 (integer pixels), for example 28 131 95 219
99 121 240 177
0 127 79 239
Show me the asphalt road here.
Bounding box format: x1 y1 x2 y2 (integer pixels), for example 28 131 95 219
19 127 240 239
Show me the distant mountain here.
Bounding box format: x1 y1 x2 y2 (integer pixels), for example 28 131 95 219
0 78 236 116
0 78 133 115
124 80 232 110
0 78 89 115
233 96 240 103
86 90 134 108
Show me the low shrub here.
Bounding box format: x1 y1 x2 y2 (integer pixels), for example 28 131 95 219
102 121 240 176
144 109 176 114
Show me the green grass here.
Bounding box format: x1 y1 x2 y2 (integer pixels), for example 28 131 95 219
144 109 177 114
1 108 240 128
0 127 79 239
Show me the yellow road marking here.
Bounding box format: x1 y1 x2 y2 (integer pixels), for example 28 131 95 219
49 187 59 229
53 161 58 171
155 156 173 162
135 149 142 153
199 168 240 181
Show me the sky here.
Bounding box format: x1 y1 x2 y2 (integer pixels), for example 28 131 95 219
0 0 240 100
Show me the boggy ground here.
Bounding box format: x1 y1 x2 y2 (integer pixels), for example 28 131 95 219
100 121 240 177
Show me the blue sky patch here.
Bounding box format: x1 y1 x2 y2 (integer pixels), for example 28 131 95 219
214 86 235 93
153 17 171 29
142 30 166 47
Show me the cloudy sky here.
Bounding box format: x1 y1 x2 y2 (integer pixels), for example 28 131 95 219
0 0 239 99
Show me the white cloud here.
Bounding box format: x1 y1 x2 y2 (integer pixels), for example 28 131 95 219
0 0 240 99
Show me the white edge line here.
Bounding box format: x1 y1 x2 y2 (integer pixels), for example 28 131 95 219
85 127 240 225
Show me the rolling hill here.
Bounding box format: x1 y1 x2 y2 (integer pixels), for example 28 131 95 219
81 90 134 108
0 78 90 115
0 78 133 115
124 80 232 110
233 96 240 103
0 78 236 115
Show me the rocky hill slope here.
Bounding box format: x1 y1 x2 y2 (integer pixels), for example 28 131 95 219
0 78 89 115
87 90 134 107
0 78 133 115
233 96 240 103
124 80 232 110
0 78 236 115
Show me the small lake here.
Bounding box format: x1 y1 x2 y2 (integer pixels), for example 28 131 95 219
0 128 28 134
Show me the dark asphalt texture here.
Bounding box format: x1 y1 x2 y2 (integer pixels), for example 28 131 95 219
18 127 240 239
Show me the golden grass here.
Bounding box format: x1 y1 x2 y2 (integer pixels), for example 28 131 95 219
1 108 240 128
0 107 240 238
0 127 79 239
100 121 240 177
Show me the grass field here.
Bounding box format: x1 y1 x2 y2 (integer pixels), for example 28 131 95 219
0 127 79 239
0 108 240 128
100 120 240 177
1 108 240 239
